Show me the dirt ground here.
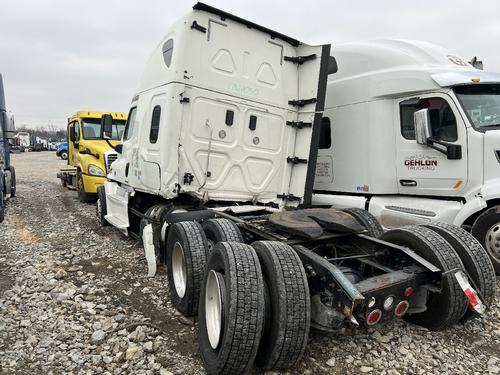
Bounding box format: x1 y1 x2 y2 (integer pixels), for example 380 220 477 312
0 151 499 374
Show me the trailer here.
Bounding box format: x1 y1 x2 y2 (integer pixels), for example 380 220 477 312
98 4 494 374
0 74 17 222
312 40 500 274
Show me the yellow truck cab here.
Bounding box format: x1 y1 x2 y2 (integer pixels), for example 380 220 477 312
58 110 127 202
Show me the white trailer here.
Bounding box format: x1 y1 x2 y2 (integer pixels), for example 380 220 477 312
15 132 30 148
99 6 494 374
313 40 500 274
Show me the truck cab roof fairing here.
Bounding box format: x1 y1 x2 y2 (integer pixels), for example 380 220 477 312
192 2 301 47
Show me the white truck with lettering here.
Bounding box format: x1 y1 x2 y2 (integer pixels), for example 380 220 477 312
98 7 495 374
313 39 500 273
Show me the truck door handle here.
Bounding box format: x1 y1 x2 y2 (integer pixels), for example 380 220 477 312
400 179 417 187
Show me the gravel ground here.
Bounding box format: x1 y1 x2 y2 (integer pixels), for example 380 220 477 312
0 151 499 374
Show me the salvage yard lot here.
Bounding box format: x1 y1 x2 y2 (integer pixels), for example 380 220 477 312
0 151 499 374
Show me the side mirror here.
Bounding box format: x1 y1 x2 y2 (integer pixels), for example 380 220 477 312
115 144 123 154
327 56 338 75
101 114 113 139
69 125 76 142
414 109 431 145
414 108 463 160
4 112 15 139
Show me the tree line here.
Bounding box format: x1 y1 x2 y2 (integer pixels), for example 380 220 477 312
16 124 66 142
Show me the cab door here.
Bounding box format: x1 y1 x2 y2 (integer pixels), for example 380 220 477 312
396 93 468 196
68 120 80 166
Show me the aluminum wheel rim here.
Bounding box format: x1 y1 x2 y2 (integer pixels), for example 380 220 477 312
205 270 223 350
485 223 500 262
172 242 187 298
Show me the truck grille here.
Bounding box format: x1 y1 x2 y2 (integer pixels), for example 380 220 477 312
105 152 118 171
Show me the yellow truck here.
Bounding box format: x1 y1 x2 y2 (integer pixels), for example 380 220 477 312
58 110 127 202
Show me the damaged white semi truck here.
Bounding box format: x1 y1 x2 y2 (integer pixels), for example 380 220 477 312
313 40 500 274
98 4 495 374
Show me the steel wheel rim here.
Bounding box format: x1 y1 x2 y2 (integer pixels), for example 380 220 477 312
205 270 223 350
207 239 215 252
485 223 500 262
172 242 187 298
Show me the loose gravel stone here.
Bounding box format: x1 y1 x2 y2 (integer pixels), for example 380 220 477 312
91 330 106 344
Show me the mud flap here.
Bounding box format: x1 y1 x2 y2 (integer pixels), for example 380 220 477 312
454 270 485 314
143 224 157 277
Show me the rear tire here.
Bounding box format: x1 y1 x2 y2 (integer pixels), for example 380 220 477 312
96 186 109 226
60 151 68 160
471 206 500 274
166 221 208 316
252 241 310 371
198 242 264 375
343 207 384 237
202 218 243 251
423 222 496 321
380 226 468 330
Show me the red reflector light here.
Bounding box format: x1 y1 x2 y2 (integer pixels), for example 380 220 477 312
366 309 382 325
404 287 414 297
395 301 409 317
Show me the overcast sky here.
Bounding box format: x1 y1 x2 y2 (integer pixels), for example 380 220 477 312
1 0 499 129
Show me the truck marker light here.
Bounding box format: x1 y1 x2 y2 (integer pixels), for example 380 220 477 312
453 180 463 189
471 78 481 83
394 301 409 317
383 296 395 310
404 287 414 297
454 271 486 314
366 309 382 325
368 297 376 308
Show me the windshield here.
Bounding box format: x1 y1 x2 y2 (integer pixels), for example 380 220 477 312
454 84 500 129
82 118 126 140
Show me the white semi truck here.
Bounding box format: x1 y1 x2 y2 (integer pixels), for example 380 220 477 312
313 40 500 274
99 5 495 374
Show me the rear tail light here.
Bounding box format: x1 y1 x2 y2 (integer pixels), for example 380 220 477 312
395 301 409 317
404 287 414 297
366 309 382 325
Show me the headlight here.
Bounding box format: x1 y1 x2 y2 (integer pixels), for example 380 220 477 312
88 164 105 176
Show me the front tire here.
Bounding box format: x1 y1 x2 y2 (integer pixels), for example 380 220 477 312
198 242 265 375
0 191 4 223
77 172 97 203
471 206 500 274
380 226 468 330
8 166 16 197
60 151 68 160
96 186 109 226
166 221 208 316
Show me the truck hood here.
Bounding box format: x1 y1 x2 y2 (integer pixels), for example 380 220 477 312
79 140 120 160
